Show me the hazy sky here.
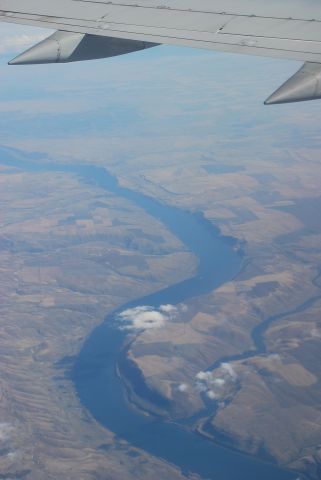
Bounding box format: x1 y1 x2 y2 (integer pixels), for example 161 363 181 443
0 22 321 170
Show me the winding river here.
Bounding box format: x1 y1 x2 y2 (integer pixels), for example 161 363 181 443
3 147 298 480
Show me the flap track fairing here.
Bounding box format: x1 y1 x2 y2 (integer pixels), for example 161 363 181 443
9 30 157 65
265 62 321 105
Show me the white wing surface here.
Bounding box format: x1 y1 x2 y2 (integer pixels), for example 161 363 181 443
2 0 321 103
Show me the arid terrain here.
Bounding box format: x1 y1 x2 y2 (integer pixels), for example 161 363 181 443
0 160 197 480
1 136 321 479
2 33 321 480
59 137 321 480
113 142 321 479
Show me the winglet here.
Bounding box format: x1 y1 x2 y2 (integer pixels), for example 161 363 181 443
265 62 321 105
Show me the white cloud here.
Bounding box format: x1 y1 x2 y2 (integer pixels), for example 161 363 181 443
7 450 21 461
118 304 182 331
311 328 321 338
196 371 212 382
119 306 165 330
213 378 226 387
160 304 177 314
0 23 52 55
177 383 189 393
221 362 238 380
195 363 238 401
207 390 219 400
267 353 282 362
0 423 14 442
0 33 48 55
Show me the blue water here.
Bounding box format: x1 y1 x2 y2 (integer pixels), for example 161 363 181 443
70 170 296 480
2 147 297 480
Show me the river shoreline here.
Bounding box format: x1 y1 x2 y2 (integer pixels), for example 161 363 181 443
115 334 309 480
2 146 297 480
116 357 292 477
72 199 294 480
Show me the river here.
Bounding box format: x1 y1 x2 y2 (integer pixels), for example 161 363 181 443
3 146 297 480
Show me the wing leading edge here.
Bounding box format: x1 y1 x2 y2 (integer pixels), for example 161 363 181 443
2 0 321 104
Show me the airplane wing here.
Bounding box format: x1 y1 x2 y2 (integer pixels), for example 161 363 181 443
1 0 321 104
